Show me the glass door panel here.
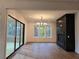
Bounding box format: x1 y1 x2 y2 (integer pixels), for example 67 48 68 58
20 24 23 45
6 16 15 57
16 21 20 49
46 25 52 38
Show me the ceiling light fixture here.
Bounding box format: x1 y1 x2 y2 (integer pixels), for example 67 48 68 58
36 16 48 26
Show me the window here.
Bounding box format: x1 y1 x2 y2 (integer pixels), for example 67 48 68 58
34 22 52 38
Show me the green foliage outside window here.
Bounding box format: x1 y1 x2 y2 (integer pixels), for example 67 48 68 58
34 23 52 38
39 25 45 38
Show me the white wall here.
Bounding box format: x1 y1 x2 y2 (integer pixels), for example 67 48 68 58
27 21 57 42
0 9 7 59
75 12 79 54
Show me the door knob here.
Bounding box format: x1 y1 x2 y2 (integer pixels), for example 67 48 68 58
67 35 70 38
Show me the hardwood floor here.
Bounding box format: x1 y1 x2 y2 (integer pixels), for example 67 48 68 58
11 43 79 59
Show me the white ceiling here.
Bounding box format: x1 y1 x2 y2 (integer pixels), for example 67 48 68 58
16 0 79 2
17 10 77 22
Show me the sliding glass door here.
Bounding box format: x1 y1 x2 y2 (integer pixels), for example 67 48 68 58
6 16 15 57
16 22 24 49
6 15 25 58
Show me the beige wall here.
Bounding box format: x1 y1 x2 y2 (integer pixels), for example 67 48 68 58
27 21 57 42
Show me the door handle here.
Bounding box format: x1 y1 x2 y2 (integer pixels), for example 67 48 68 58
67 35 70 38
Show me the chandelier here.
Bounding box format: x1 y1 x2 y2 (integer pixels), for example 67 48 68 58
36 16 47 26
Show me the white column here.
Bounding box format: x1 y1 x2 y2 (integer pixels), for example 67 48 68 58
0 8 7 59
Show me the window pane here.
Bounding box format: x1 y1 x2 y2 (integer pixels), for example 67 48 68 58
46 25 51 38
20 24 23 45
6 16 15 57
16 22 20 49
34 25 39 38
39 25 45 38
